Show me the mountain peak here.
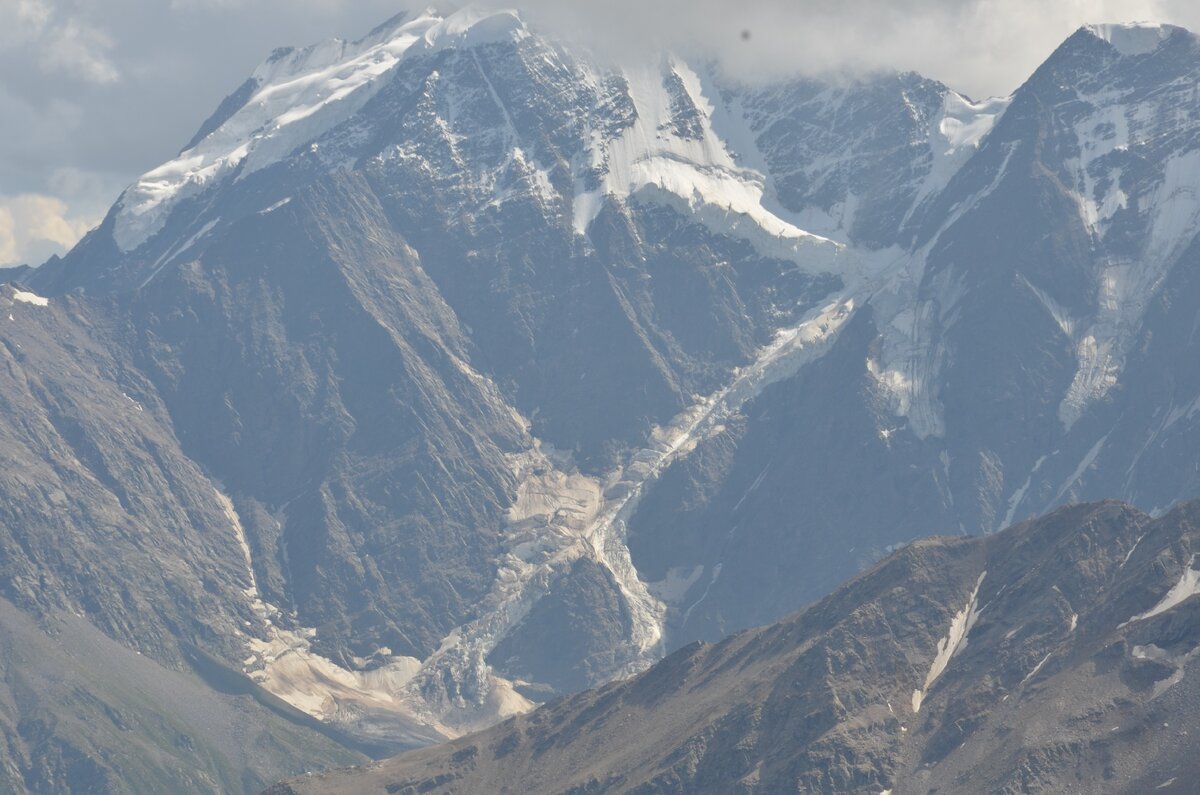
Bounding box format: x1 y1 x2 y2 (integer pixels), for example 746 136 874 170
1081 21 1182 56
113 5 529 253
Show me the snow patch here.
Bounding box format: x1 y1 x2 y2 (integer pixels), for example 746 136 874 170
1122 555 1200 626
1132 643 1170 661
138 218 220 289
12 291 48 307
1019 275 1075 339
1054 433 1109 503
1000 454 1047 530
258 197 292 214
1018 652 1053 687
681 563 723 628
213 487 257 599
578 58 842 270
1120 531 1148 568
646 565 705 607
912 571 986 713
910 91 1010 211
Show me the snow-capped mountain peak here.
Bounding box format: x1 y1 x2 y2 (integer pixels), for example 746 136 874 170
1083 21 1179 56
113 7 530 252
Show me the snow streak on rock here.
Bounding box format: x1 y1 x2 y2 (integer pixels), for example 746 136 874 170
1122 555 1200 627
912 571 986 713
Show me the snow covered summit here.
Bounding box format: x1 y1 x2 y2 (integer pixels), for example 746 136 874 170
114 7 530 252
1083 21 1181 56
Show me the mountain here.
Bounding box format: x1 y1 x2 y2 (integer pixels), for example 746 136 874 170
270 499 1200 794
0 264 31 282
624 20 1200 645
9 6 936 741
5 7 1200 788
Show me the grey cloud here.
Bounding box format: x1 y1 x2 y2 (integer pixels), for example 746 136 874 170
1 0 120 83
480 0 1200 96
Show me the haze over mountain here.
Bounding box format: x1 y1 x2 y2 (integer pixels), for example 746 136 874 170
4 6 1200 792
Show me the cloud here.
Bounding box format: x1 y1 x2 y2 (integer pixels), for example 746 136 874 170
0 193 100 266
40 18 120 83
457 0 1200 97
0 0 120 83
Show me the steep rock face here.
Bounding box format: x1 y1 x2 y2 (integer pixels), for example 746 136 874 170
0 285 364 792
275 500 1200 794
0 285 255 664
973 24 1200 517
726 72 1006 247
119 173 529 662
628 307 957 643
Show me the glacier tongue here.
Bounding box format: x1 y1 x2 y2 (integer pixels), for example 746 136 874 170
403 297 858 733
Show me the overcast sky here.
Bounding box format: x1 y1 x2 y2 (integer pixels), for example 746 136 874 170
3 0 1199 266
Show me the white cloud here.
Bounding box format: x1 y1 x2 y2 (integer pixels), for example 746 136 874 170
0 193 100 266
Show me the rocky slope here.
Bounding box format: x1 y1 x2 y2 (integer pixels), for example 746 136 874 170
272 499 1200 794
0 597 362 794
